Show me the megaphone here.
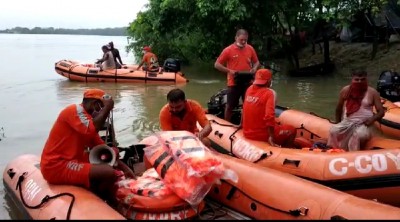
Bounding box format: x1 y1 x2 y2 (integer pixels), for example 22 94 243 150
89 144 117 166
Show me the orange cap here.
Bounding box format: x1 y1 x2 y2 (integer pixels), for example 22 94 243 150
253 69 272 85
83 88 106 100
143 46 151 52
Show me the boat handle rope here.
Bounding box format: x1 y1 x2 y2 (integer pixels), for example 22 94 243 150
294 123 322 140
209 119 273 158
15 172 75 220
228 127 242 157
100 69 134 75
222 181 309 217
210 119 238 128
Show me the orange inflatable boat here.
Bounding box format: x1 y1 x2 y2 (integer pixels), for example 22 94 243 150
3 154 125 220
374 98 400 139
209 151 400 220
3 154 212 220
54 59 188 84
138 131 400 220
202 106 400 207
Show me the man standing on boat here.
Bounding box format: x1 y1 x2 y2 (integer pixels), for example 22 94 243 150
214 29 260 123
241 69 296 148
159 88 212 147
40 88 134 202
108 41 124 69
327 69 385 151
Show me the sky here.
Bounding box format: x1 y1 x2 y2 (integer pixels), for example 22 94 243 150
0 0 149 29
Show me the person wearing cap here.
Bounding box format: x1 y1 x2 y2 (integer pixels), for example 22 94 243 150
241 69 296 147
108 41 124 69
214 29 260 123
159 88 212 147
136 46 160 72
40 88 134 202
96 45 116 70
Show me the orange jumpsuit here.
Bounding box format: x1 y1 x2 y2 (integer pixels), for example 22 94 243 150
40 104 104 188
243 85 295 145
159 100 209 133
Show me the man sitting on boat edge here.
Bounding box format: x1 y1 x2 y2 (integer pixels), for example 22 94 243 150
327 68 385 151
241 68 297 148
40 88 134 203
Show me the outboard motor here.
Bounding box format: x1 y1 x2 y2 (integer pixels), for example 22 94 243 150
207 88 242 125
377 70 400 102
163 58 181 73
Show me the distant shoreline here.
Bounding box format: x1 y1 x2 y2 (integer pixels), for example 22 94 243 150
0 27 128 36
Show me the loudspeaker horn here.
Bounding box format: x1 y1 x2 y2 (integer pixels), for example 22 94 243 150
89 144 117 166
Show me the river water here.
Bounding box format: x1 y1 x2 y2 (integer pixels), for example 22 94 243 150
0 33 384 219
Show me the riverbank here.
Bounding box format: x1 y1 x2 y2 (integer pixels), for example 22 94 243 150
294 38 400 78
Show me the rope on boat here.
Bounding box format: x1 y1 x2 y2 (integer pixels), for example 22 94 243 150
218 180 309 217
16 172 75 220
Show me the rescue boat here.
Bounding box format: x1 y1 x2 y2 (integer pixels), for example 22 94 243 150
3 154 125 220
374 97 400 139
54 59 188 84
3 152 249 220
202 106 400 207
209 152 400 220
139 131 400 220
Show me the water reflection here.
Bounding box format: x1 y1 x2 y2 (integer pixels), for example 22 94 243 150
55 80 190 146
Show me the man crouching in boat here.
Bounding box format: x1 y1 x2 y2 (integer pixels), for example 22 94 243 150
327 69 385 151
159 88 212 147
40 88 134 202
241 69 297 148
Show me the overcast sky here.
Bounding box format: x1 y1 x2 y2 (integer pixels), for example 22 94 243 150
0 0 149 29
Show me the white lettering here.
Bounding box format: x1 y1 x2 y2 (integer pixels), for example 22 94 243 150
233 139 265 162
245 96 259 103
170 211 182 220
372 154 387 172
355 155 372 174
66 161 84 172
329 153 394 176
329 158 348 176
148 213 157 220
23 179 42 201
138 210 188 220
159 213 169 220
386 153 400 170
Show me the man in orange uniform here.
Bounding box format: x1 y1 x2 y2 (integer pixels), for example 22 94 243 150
159 88 212 146
214 29 260 123
40 88 134 201
242 69 296 147
136 46 160 72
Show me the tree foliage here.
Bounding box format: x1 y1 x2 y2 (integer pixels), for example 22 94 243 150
127 0 391 64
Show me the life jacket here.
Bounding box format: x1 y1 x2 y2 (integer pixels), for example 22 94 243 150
114 167 204 219
302 142 346 153
141 130 236 206
301 147 346 153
